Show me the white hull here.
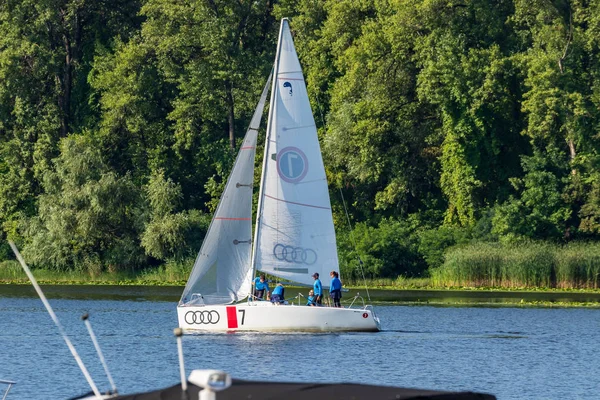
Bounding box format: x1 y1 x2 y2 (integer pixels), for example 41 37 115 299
177 302 381 332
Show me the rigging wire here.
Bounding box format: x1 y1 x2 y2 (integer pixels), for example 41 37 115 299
314 93 371 301
338 188 371 302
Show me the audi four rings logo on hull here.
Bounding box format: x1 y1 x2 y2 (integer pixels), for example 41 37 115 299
185 310 220 325
273 244 317 265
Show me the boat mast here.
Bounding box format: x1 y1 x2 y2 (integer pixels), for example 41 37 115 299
249 19 287 290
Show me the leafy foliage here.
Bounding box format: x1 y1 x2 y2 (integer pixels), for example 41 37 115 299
338 218 425 279
140 169 209 261
1 0 600 284
23 135 143 273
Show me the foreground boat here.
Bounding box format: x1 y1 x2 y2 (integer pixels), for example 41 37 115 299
112 375 496 400
177 18 380 332
115 330 495 399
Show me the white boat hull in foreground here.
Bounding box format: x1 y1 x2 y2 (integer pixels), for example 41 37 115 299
177 302 381 332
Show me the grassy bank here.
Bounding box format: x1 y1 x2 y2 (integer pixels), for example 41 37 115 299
431 241 600 289
0 260 190 286
3 257 600 295
4 241 600 292
0 259 431 288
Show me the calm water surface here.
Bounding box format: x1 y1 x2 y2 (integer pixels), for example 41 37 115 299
1 285 599 399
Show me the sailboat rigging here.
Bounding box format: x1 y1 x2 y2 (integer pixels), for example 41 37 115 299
177 18 380 332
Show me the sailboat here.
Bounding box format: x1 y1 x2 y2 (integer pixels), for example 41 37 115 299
176 18 381 332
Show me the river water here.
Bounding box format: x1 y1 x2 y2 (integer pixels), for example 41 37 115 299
1 285 599 399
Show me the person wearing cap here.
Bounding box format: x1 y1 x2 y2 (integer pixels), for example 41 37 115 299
312 272 322 306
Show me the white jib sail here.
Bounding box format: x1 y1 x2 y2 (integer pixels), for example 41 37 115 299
252 19 339 288
180 74 272 305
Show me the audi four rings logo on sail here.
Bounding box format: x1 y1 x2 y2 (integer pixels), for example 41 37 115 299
273 243 317 265
185 311 220 325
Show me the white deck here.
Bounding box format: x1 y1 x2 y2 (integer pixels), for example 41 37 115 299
177 302 381 332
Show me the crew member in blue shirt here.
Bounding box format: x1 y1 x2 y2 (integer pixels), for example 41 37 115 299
306 289 316 306
270 283 285 304
329 270 342 308
253 274 270 300
312 272 322 306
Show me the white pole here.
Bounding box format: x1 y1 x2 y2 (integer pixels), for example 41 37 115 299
200 389 216 400
82 314 118 394
8 241 103 399
174 328 187 392
1 380 16 400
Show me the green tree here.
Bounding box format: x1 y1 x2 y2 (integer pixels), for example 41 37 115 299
506 0 600 239
141 0 275 151
140 169 208 261
492 149 572 241
0 0 142 245
91 0 277 212
416 1 526 226
321 0 443 223
24 135 143 273
338 217 425 279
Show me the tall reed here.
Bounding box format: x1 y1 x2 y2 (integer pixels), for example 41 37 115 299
0 259 193 284
0 261 26 280
554 242 600 289
431 241 600 289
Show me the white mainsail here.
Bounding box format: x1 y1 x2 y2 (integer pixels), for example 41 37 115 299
251 19 339 288
179 74 272 305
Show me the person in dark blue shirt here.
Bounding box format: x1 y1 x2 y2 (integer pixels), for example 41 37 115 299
270 283 285 304
329 270 342 308
312 272 322 305
306 289 316 306
253 274 270 300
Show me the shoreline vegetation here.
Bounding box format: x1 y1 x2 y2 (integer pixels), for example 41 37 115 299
2 276 600 308
430 241 600 290
3 261 600 294
3 241 600 307
2 241 600 291
3 271 600 309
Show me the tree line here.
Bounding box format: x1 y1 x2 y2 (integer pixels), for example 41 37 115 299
1 0 599 282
